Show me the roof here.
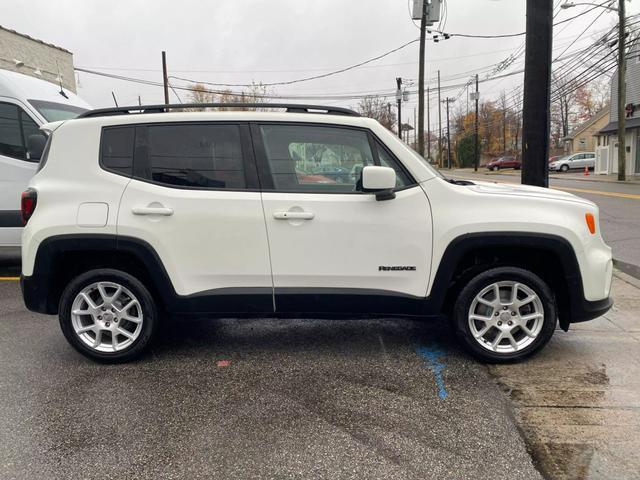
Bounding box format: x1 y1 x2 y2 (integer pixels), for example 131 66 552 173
0 69 90 109
564 107 609 140
0 25 72 54
599 116 640 134
66 110 378 130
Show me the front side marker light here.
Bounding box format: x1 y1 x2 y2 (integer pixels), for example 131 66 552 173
585 213 596 235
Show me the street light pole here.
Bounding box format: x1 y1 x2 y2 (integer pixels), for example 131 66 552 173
562 0 626 180
417 0 427 156
617 0 626 181
396 77 403 139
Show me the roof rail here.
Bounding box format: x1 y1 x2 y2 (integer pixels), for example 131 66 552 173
77 103 361 119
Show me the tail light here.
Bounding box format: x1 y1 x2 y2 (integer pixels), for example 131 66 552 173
21 189 37 225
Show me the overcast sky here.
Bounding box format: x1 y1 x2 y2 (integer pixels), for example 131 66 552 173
3 0 638 127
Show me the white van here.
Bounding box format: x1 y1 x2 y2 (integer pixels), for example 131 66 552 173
0 69 91 254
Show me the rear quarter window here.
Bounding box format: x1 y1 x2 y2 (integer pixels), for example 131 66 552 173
100 126 134 177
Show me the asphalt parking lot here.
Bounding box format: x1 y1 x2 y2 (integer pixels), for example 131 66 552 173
1 273 639 480
0 279 541 480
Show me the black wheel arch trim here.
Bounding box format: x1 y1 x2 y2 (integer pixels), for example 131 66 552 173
427 232 612 327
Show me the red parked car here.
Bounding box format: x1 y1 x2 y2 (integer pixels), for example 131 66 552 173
486 156 521 171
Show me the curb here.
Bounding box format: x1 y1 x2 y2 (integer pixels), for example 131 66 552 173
449 170 640 186
613 259 640 283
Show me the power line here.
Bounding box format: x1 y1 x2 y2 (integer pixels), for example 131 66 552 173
169 38 421 88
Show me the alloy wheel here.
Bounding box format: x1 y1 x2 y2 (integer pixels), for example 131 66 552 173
467 281 544 354
70 281 144 352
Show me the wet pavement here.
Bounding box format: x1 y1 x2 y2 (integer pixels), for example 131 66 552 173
0 271 638 479
491 272 640 480
0 280 540 480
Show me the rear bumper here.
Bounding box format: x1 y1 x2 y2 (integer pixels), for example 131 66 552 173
20 274 54 314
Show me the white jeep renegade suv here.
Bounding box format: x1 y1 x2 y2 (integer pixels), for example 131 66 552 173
20 103 613 363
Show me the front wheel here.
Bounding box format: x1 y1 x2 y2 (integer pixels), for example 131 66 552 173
560 164 569 172
59 269 158 362
452 267 557 362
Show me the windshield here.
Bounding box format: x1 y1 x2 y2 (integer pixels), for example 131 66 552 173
404 144 446 179
28 99 88 122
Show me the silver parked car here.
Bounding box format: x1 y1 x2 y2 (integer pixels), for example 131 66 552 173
549 152 595 172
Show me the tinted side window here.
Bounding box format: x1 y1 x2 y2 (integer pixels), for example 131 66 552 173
20 111 40 151
144 124 245 189
101 126 134 176
260 124 376 193
0 103 26 159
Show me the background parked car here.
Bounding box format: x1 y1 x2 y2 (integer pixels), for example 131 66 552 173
312 165 351 183
549 152 595 172
0 68 90 255
486 156 521 171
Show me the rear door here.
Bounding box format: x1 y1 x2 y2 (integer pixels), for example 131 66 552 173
0 102 40 246
116 122 273 314
570 154 585 169
253 122 433 315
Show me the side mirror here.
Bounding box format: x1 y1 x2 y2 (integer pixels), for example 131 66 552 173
362 165 396 201
27 134 47 162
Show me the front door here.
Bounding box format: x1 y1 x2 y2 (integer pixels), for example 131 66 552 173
253 122 433 315
117 122 273 313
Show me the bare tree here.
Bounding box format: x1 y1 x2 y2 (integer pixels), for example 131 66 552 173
356 96 396 131
188 82 273 111
187 83 216 111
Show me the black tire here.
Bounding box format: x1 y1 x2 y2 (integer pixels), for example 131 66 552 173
452 267 557 363
560 164 569 172
59 269 158 363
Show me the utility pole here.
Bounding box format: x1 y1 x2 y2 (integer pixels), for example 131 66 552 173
427 85 431 161
617 0 626 181
396 77 403 139
438 70 443 167
417 0 428 156
474 74 479 172
162 51 170 105
414 108 417 147
442 97 455 169
521 0 553 187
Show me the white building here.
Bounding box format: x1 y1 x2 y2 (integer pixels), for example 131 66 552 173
595 36 640 176
0 25 76 93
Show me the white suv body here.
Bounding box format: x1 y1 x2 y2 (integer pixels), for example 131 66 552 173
20 105 613 362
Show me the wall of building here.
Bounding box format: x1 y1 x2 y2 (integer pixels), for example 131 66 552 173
610 40 640 121
0 26 76 92
606 130 638 175
569 112 610 153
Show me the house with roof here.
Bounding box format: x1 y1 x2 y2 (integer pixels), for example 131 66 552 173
595 36 640 176
563 106 609 154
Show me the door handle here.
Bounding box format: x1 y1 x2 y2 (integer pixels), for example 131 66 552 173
273 211 314 220
132 206 174 216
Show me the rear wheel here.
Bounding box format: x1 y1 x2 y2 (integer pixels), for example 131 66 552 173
59 269 158 362
452 267 557 362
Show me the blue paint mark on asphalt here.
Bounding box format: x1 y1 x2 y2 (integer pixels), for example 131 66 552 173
416 345 449 399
